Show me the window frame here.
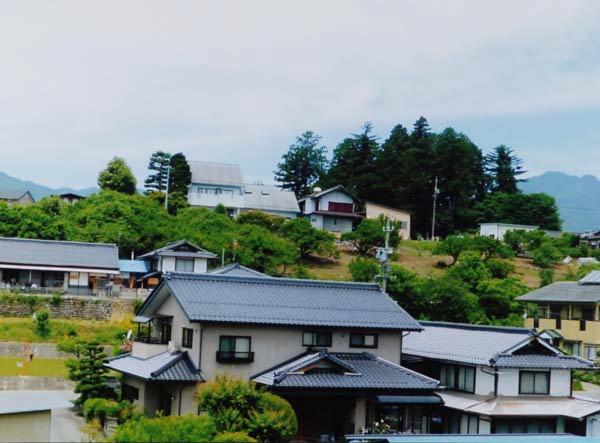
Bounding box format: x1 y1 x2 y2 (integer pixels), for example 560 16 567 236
440 364 476 393
217 335 253 363
349 333 379 349
175 258 194 272
302 331 332 347
181 327 194 349
519 370 550 395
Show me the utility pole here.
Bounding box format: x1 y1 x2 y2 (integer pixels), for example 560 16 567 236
164 165 171 210
431 176 439 240
375 219 395 293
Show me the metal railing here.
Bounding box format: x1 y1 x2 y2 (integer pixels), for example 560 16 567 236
216 351 254 363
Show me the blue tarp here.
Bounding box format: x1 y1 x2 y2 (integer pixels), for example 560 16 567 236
119 260 148 274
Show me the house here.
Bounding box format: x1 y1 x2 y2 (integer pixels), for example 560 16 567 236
517 271 600 360
118 260 148 289
186 161 299 218
479 223 539 241
363 201 411 239
138 240 217 278
105 272 440 440
207 262 272 278
0 391 73 442
298 185 363 233
0 189 35 206
403 322 600 436
581 230 600 250
0 237 119 294
57 192 85 205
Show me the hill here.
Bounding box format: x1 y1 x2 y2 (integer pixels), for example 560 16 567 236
520 171 600 233
0 171 97 201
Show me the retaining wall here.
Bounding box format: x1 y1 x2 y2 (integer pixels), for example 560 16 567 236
0 376 74 390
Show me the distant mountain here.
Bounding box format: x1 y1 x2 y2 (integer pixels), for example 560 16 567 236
520 171 600 233
0 171 97 201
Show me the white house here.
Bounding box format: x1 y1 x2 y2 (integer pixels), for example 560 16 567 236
186 161 299 218
403 322 600 436
479 223 539 241
138 240 217 276
298 185 363 233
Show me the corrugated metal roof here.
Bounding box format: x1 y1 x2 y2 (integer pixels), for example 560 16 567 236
0 391 73 414
579 270 600 285
119 260 148 274
242 184 299 213
208 263 272 278
105 351 203 382
516 282 600 303
253 351 439 390
189 161 244 187
150 273 422 330
0 237 119 270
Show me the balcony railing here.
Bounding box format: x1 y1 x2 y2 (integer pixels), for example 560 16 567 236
216 351 254 363
135 337 169 345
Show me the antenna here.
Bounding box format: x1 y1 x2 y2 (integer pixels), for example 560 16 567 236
375 219 395 293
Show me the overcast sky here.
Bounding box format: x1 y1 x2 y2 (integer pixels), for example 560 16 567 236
1 0 600 189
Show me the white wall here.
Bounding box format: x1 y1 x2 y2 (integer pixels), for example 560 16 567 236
309 214 323 229
160 257 208 274
475 366 495 396
496 368 570 397
322 215 354 233
479 224 536 241
188 184 245 209
319 190 355 211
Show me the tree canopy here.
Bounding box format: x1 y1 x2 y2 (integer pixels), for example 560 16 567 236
97 157 137 195
144 151 171 193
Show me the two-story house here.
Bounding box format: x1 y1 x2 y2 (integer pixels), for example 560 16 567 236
105 272 440 440
517 271 600 360
403 322 599 436
186 161 299 218
298 185 363 233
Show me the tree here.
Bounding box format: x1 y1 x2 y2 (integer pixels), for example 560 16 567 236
69 341 110 404
113 415 215 443
484 145 526 194
476 277 528 319
144 151 172 193
35 309 50 336
169 152 192 195
416 276 482 323
97 157 137 195
349 257 380 282
279 218 337 258
474 192 561 230
447 251 491 291
324 122 380 201
432 235 471 266
274 131 328 197
470 236 514 261
341 218 399 256
238 211 286 232
235 225 299 275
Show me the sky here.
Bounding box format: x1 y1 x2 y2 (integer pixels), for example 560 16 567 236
1 0 600 189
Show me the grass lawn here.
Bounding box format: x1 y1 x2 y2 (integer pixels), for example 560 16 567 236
0 318 129 344
0 357 68 377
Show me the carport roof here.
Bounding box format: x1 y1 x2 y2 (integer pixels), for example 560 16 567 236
0 391 73 414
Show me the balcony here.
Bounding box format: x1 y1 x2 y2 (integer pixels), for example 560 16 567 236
134 337 169 345
216 351 254 363
526 317 600 345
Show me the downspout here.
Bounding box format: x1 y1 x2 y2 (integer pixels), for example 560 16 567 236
401 331 411 365
198 324 207 372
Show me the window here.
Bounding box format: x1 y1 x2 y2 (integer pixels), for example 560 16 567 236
121 383 139 402
175 258 194 272
563 341 581 357
217 336 253 363
519 371 549 395
349 333 378 348
215 188 222 195
585 345 600 360
440 365 475 393
302 331 332 347
182 327 194 349
328 202 353 213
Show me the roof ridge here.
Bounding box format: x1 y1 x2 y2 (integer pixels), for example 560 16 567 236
0 237 118 247
420 321 534 335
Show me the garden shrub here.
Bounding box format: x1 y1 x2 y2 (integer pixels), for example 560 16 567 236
212 431 257 442
113 414 215 443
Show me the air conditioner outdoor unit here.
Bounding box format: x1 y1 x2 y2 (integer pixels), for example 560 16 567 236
167 341 180 355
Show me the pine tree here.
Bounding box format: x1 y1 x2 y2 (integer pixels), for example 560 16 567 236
144 151 172 193
70 342 110 404
484 145 526 194
274 131 328 197
169 153 192 195
98 157 137 195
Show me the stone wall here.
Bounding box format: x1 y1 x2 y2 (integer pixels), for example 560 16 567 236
0 295 136 321
0 376 74 390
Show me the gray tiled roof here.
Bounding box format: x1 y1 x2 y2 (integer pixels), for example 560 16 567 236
0 237 119 270
579 271 600 285
253 351 439 390
105 351 203 382
403 321 593 369
298 184 359 203
0 189 30 200
516 282 600 303
493 354 594 369
243 184 300 213
139 240 217 260
147 273 422 330
189 161 244 187
208 263 271 278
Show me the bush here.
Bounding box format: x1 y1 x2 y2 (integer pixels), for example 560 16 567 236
247 393 298 443
348 257 379 282
213 432 257 442
83 398 120 424
35 309 50 336
113 414 215 443
539 269 554 287
485 259 514 279
50 292 63 306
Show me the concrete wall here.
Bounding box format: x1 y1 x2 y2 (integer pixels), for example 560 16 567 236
160 257 208 274
0 410 51 442
122 374 198 417
188 184 245 209
365 203 411 240
322 215 354 233
0 377 74 391
475 366 495 396
308 213 323 229
496 368 570 397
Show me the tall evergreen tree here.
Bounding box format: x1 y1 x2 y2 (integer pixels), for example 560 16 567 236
324 122 380 201
169 152 192 195
144 151 172 193
97 157 137 195
274 131 328 197
70 342 110 404
484 145 526 194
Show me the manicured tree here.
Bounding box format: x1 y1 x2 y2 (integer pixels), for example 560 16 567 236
279 217 337 258
98 157 137 195
432 234 471 266
169 152 192 195
71 341 110 404
113 415 215 443
274 131 328 197
144 151 172 193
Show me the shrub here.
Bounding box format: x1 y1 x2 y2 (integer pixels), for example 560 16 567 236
113 414 215 443
349 257 379 283
485 259 514 279
35 309 50 336
248 393 298 443
50 292 63 306
539 269 554 287
213 432 257 442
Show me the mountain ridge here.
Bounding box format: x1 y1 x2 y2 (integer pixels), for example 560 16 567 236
0 171 97 201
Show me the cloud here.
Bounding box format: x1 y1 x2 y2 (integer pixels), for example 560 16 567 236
0 0 599 187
